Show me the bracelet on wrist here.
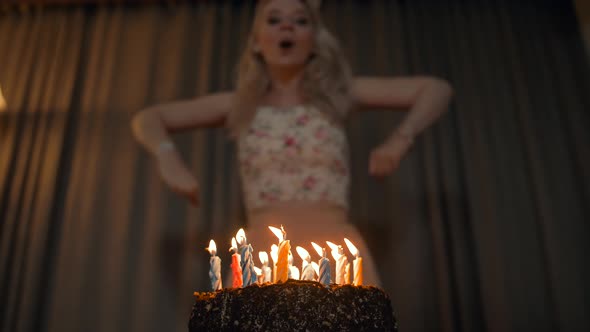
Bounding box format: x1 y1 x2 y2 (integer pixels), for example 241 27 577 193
393 129 415 145
156 140 176 155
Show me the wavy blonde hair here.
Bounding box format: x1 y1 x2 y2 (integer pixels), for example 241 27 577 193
226 0 353 136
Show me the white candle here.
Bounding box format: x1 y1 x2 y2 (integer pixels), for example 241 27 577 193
258 251 272 283
289 265 300 280
253 266 263 284
327 241 348 285
296 246 315 281
344 262 351 284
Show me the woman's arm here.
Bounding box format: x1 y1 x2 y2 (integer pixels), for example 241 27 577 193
130 92 234 205
351 76 453 140
131 91 234 157
351 76 454 176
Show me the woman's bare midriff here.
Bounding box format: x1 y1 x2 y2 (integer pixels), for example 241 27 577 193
244 201 382 287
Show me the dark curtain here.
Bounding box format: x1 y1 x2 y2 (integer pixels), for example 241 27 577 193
1 0 589 331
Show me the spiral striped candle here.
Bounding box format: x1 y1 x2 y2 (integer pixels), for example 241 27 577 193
318 255 331 285
240 245 257 287
312 242 331 286
206 240 222 291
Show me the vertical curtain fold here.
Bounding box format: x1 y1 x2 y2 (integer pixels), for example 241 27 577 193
0 1 588 332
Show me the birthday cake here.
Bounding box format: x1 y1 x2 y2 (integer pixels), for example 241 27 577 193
189 279 398 332
191 227 398 331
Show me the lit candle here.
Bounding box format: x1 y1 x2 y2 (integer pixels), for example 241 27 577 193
253 266 263 284
288 251 293 279
236 228 257 287
229 237 243 288
296 246 315 281
206 240 222 291
270 245 278 283
326 241 348 285
344 238 363 286
311 242 331 286
258 251 272 283
269 226 290 283
311 262 319 281
344 263 351 284
287 251 300 280
289 264 300 280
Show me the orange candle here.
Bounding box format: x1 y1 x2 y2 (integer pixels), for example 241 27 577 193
229 237 243 288
354 257 363 286
344 238 363 286
270 245 278 283
269 226 290 283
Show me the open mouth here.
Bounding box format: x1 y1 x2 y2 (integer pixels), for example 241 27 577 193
279 40 295 50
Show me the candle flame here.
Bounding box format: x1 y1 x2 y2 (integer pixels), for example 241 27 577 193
253 266 262 276
259 251 269 265
296 246 311 261
270 244 278 263
206 239 217 255
236 228 246 245
268 226 284 242
326 241 338 252
311 242 324 257
344 238 359 257
229 237 238 252
311 262 319 276
326 241 341 260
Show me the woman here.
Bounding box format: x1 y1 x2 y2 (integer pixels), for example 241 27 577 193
131 0 453 287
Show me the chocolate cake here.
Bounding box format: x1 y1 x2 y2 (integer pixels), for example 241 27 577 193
189 279 398 331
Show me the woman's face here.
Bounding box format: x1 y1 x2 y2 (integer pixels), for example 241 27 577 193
255 0 315 69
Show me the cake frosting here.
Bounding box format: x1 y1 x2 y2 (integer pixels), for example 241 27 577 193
189 279 398 332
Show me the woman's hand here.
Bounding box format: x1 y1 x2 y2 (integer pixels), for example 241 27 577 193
369 131 414 177
156 149 200 206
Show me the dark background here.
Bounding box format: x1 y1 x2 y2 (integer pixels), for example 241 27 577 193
1 0 589 331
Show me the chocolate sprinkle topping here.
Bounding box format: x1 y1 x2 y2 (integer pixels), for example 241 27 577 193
189 279 398 332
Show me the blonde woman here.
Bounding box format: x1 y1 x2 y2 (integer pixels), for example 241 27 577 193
131 0 453 287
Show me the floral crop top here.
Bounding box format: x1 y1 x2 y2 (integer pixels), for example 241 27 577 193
237 105 350 212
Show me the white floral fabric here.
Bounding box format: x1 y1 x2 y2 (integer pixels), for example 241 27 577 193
237 105 350 211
